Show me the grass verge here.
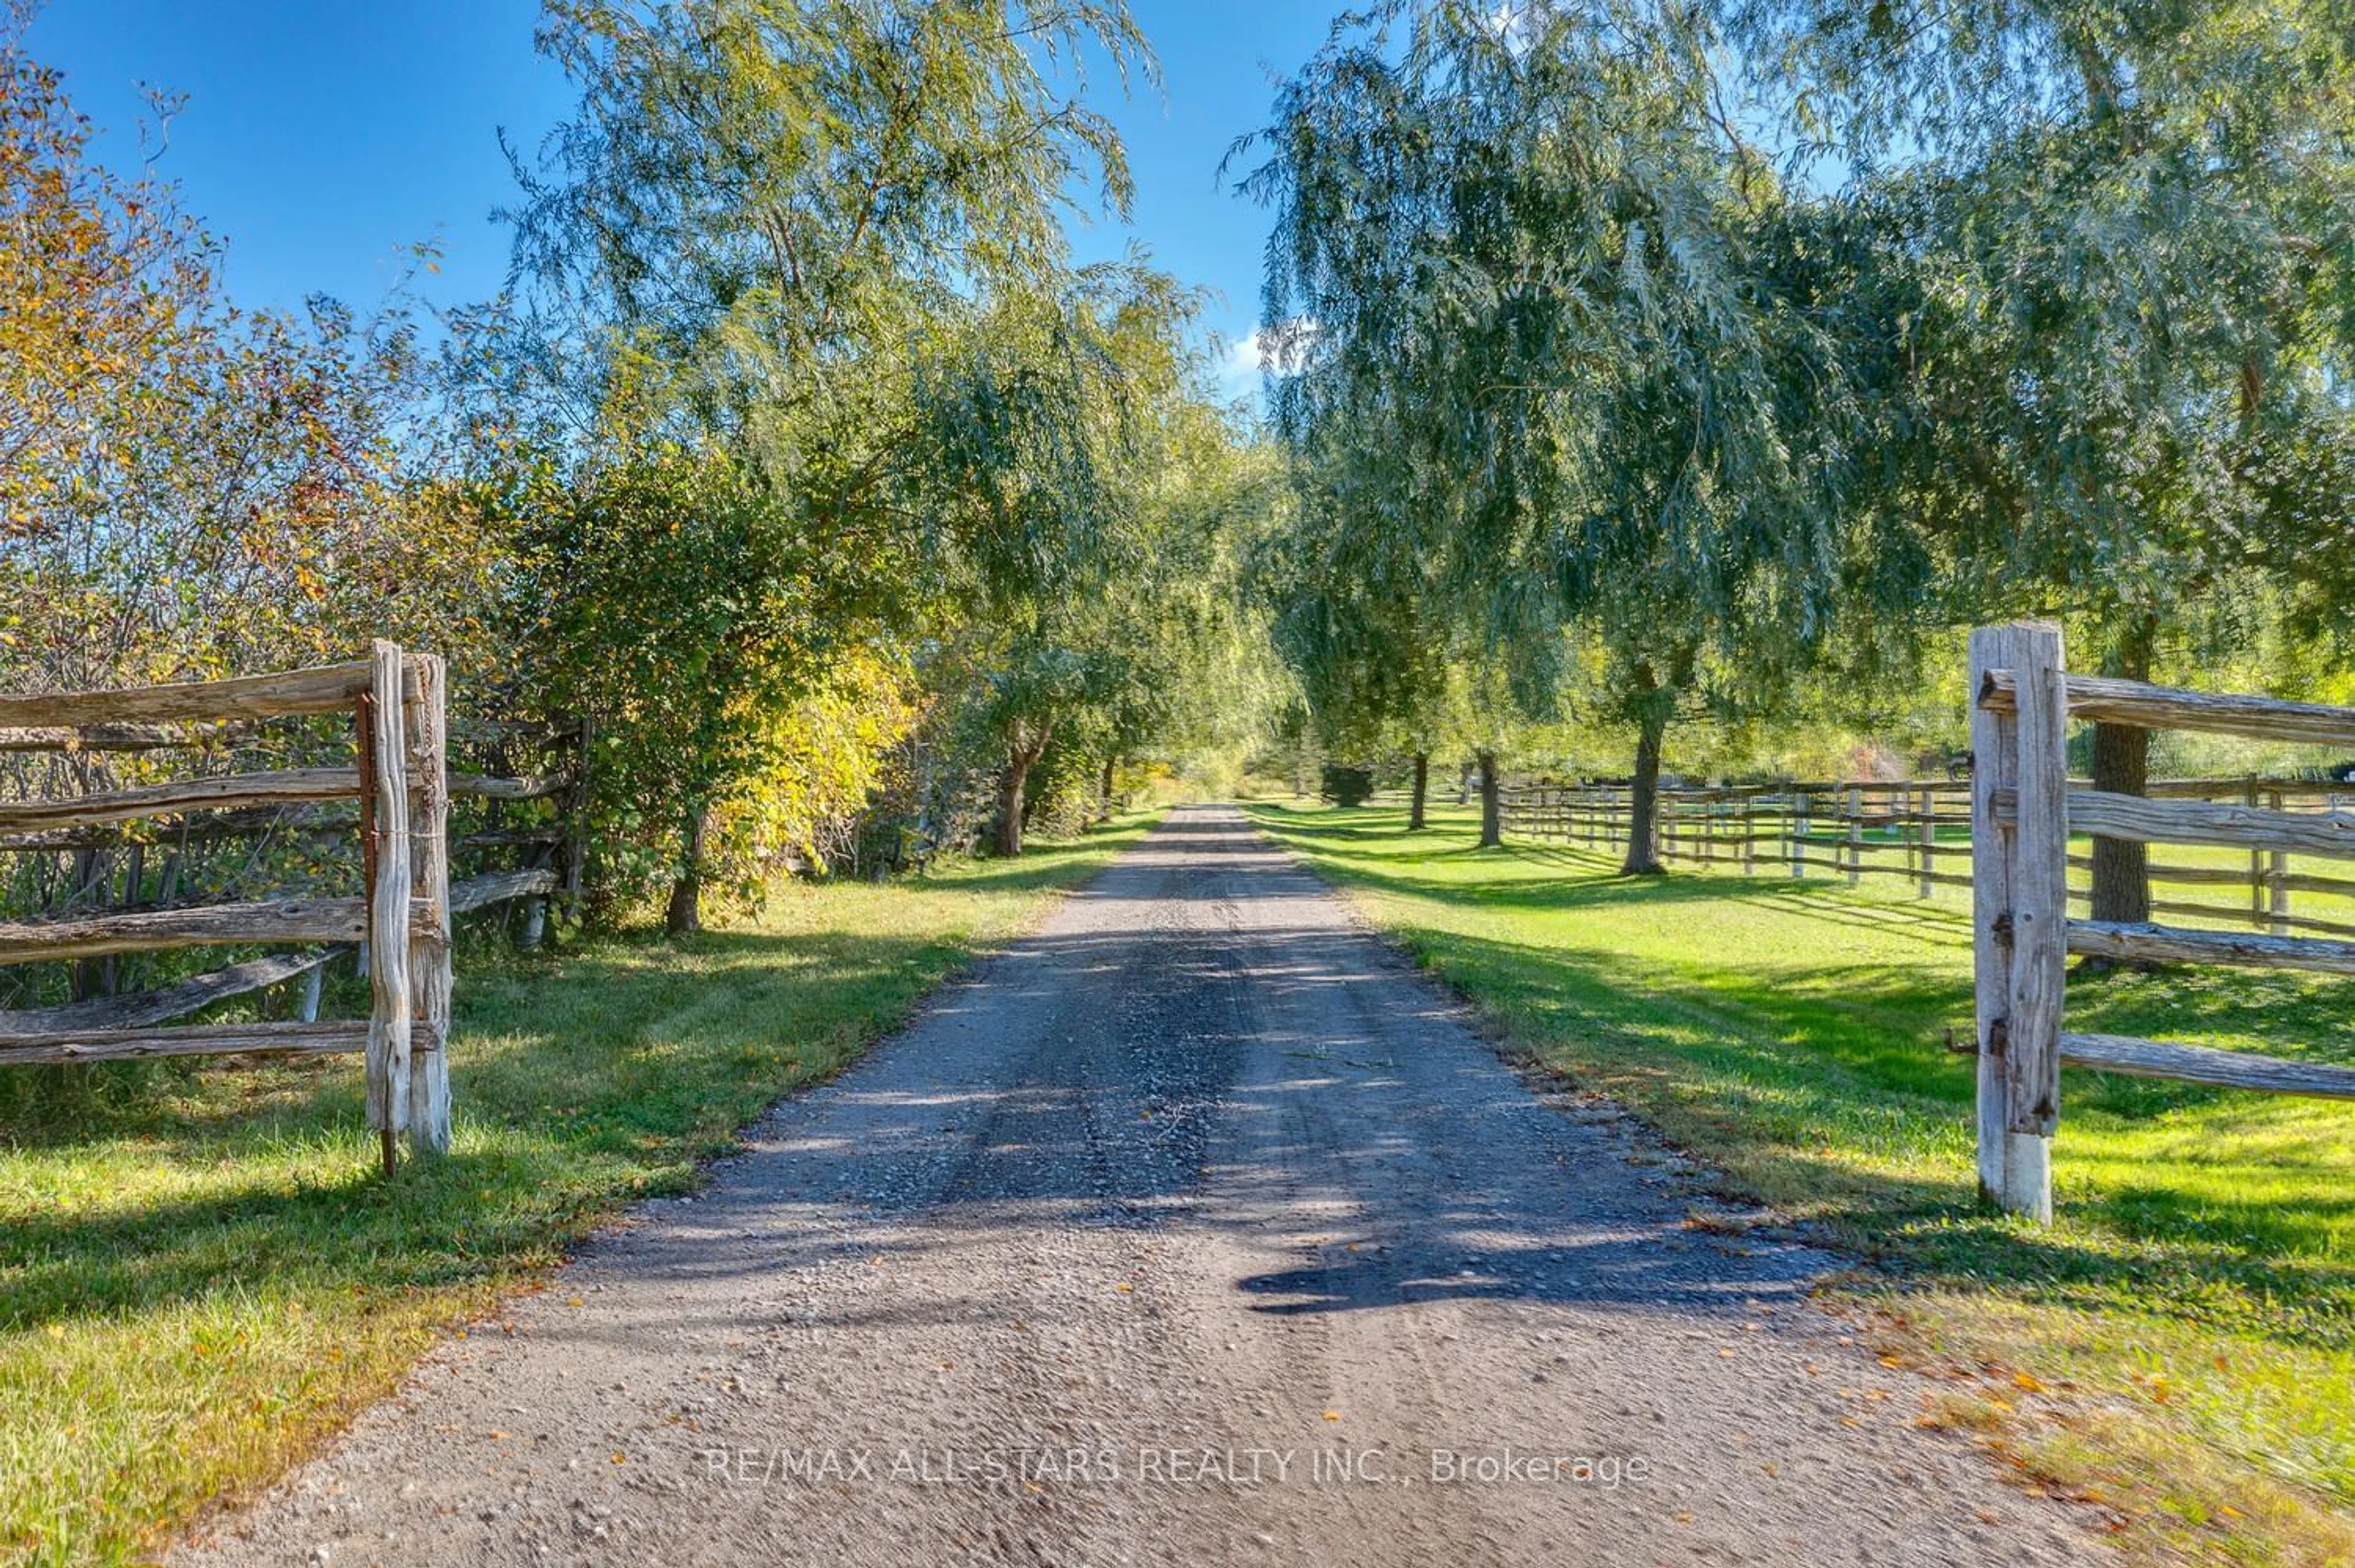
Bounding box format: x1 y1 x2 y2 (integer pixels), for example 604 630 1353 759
0 811 1158 1566
1247 800 2355 1566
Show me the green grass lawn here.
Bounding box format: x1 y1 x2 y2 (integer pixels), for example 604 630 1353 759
0 813 1158 1567
1249 799 2355 1566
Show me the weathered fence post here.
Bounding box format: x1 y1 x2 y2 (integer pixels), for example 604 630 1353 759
1791 791 1808 878
1845 786 1863 886
1968 629 2018 1209
2007 625 2072 1223
2247 778 2265 927
1918 786 1936 900
405 652 453 1155
362 641 413 1176
1970 622 2066 1222
2267 787 2290 937
564 713 592 922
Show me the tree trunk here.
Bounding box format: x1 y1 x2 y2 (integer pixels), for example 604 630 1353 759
1477 752 1502 848
1409 752 1430 831
1098 754 1116 822
2088 618 2157 931
1623 708 1669 875
665 800 708 936
2089 722 2151 920
995 752 1035 858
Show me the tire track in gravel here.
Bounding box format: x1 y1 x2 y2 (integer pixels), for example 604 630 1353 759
178 805 2105 1567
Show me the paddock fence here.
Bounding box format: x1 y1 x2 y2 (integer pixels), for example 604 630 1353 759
0 647 586 1171
1495 772 2355 939
1957 621 2355 1222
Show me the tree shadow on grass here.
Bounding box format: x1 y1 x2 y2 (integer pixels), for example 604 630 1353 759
1243 801 2355 1340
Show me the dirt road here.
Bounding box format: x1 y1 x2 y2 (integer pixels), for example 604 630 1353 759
181 805 2097 1566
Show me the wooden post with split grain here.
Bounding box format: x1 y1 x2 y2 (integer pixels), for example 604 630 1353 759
1969 622 2066 1222
405 652 453 1155
362 641 414 1174
2003 625 2069 1223
1967 629 2020 1210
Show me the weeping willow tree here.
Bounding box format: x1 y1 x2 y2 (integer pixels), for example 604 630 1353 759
1721 0 2355 920
1258 430 1464 833
1239 0 1868 872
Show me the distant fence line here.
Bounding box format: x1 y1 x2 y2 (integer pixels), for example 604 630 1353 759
1493 774 2355 941
1474 646 2355 1225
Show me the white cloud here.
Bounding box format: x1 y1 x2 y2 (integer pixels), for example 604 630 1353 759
1217 320 1320 393
1219 331 1271 389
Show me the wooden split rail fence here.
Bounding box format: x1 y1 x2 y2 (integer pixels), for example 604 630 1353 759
0 648 584 1171
1961 621 2355 1221
1498 776 2355 937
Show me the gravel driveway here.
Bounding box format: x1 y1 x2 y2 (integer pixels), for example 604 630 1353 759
179 804 2100 1566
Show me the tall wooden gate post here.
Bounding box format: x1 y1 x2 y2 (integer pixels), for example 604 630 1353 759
1967 628 2018 1209
405 652 454 1154
362 641 413 1173
1970 622 2066 1221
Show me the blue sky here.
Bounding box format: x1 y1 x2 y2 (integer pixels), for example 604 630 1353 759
26 1 1341 392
